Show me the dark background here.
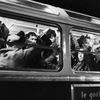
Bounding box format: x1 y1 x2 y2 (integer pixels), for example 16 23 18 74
35 0 100 18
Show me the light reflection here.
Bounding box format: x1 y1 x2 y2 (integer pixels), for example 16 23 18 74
79 76 86 81
0 0 18 3
91 18 100 25
0 0 59 15
87 76 100 82
63 40 66 55
43 5 59 15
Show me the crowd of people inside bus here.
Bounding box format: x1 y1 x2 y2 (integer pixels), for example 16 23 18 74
71 32 100 71
0 21 59 70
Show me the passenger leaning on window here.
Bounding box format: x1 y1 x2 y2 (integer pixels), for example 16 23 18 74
0 31 38 68
72 35 95 71
72 49 90 71
38 29 58 69
0 29 58 69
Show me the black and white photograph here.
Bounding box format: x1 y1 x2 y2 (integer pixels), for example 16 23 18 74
0 0 100 100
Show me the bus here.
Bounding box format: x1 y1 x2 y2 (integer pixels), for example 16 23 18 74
0 0 100 100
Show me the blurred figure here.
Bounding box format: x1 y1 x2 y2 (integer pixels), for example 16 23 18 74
25 29 59 69
39 29 59 69
7 31 26 49
0 22 9 49
77 35 91 51
0 31 37 68
72 34 95 71
0 28 59 69
71 34 79 50
39 28 56 46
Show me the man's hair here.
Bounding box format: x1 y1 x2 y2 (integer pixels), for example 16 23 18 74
78 35 86 48
17 31 25 37
26 32 37 38
45 29 56 38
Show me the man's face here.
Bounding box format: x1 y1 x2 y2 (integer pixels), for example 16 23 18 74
27 34 37 43
78 52 84 61
49 34 56 43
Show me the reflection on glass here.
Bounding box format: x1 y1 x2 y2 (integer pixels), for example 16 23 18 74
71 29 100 71
0 16 61 70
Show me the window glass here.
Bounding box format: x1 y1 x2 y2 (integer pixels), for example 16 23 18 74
0 16 61 71
70 29 100 71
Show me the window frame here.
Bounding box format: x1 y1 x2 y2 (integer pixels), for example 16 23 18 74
70 27 100 73
0 10 63 72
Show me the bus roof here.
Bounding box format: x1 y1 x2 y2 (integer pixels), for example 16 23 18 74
0 0 59 15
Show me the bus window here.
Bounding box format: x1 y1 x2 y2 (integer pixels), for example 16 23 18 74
70 29 100 71
0 16 61 71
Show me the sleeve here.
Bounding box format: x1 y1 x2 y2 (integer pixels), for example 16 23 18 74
0 47 35 68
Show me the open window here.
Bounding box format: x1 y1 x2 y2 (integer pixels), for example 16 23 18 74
70 29 100 72
0 16 62 71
